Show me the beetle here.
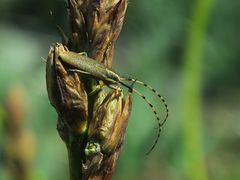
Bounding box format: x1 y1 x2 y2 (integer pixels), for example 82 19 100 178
49 43 169 154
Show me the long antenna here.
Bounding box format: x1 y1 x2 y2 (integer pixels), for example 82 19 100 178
120 78 169 154
121 78 169 126
119 80 167 155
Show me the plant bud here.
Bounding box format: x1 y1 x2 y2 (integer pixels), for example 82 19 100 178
88 89 132 154
46 45 88 144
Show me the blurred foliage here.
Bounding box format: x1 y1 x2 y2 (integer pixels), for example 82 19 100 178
0 0 240 180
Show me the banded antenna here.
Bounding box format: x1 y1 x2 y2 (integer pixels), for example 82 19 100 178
119 78 169 155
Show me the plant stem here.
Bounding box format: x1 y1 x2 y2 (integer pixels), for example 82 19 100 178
181 0 213 180
46 1 131 179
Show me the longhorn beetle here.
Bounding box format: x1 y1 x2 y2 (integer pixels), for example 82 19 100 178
52 43 169 155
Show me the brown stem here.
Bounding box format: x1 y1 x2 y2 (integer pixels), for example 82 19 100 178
46 0 130 180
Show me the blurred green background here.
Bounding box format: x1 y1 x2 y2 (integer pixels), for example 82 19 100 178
0 0 239 180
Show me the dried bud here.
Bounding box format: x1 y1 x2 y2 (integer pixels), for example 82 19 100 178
67 0 128 67
88 89 130 153
46 44 88 144
84 89 132 177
